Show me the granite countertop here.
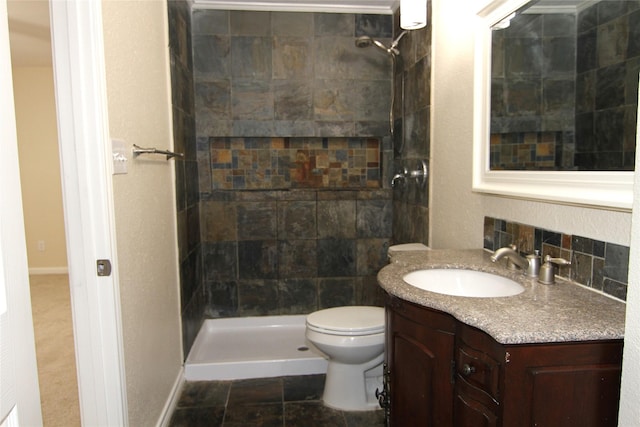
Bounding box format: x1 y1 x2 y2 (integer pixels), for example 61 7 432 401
377 249 626 345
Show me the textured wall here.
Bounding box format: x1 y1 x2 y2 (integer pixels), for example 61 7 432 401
102 1 182 425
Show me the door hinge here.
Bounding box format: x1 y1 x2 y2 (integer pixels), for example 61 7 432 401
97 259 112 276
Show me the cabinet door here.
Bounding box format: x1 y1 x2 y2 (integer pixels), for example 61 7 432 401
502 341 623 427
386 297 456 426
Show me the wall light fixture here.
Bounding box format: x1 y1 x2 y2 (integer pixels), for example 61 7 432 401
400 0 427 30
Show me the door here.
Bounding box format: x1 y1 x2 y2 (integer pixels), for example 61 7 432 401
0 0 43 424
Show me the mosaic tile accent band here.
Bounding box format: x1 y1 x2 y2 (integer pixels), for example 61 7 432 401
201 137 381 190
490 131 571 170
484 216 630 301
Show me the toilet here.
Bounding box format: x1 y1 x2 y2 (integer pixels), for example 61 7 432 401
305 306 385 411
305 243 430 411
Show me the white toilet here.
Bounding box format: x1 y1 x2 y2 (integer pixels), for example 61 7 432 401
305 243 430 411
305 305 385 411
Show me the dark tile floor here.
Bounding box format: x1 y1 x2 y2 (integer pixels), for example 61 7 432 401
168 374 385 427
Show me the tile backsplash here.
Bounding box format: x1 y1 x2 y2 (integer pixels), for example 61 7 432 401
484 216 629 301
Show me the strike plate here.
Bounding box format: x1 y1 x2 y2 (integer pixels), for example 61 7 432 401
97 259 112 276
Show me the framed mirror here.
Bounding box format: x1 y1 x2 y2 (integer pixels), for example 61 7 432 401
473 0 636 211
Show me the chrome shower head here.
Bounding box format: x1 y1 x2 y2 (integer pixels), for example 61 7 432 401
355 36 374 49
355 35 396 56
355 32 408 57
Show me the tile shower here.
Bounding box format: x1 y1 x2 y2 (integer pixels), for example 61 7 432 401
167 2 435 354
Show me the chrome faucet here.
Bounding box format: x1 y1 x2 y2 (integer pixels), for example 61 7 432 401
491 245 541 277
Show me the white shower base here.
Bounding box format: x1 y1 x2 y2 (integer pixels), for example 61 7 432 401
184 315 328 381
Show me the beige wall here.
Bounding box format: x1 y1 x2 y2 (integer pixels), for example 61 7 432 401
101 1 183 425
430 0 632 249
13 66 68 272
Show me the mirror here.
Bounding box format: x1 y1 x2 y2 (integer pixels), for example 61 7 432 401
473 0 635 210
490 0 638 171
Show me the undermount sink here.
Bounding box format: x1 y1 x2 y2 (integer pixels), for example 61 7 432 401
403 269 525 298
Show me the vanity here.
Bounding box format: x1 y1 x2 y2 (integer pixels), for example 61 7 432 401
377 249 625 427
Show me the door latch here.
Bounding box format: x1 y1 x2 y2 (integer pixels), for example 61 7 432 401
97 259 112 276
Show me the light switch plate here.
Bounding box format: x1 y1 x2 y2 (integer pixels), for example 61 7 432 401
112 139 128 174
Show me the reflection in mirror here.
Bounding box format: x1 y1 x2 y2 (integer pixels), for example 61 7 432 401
489 0 639 171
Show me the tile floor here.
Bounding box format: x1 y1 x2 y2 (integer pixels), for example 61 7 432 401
168 374 385 427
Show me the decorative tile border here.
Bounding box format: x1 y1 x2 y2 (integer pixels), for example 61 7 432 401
489 131 570 170
484 216 629 301
201 137 381 190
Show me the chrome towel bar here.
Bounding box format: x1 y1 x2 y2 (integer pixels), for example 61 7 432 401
132 144 184 160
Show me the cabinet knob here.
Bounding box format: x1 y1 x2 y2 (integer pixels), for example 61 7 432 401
462 363 476 376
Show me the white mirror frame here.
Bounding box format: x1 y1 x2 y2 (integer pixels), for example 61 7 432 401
472 0 634 212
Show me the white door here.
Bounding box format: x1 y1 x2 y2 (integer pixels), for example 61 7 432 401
0 0 44 425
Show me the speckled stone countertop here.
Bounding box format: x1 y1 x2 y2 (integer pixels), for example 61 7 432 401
377 249 625 345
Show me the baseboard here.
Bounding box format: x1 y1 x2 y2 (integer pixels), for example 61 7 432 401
29 266 69 275
156 367 184 427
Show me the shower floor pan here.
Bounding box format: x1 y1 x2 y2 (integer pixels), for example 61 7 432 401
184 315 328 381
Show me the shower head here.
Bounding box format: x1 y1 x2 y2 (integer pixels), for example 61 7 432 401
354 31 408 57
355 36 391 54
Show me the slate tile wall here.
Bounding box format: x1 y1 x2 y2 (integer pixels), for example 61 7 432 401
484 216 630 301
201 190 392 317
189 9 396 317
168 0 205 357
192 10 393 138
391 4 431 245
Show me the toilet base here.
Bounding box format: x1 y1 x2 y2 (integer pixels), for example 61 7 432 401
321 354 384 411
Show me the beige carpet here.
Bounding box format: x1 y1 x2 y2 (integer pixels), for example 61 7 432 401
30 274 81 427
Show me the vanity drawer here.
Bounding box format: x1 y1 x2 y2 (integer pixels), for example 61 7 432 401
455 324 503 401
455 343 501 401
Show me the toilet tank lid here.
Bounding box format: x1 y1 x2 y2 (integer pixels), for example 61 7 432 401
306 306 384 334
388 243 430 254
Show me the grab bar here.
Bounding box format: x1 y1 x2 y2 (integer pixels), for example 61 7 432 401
132 144 184 160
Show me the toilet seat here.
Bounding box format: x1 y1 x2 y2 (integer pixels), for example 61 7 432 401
306 306 384 336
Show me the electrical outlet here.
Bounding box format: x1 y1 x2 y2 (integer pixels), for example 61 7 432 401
37 240 45 252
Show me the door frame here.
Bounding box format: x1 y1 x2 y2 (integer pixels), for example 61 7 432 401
49 0 127 425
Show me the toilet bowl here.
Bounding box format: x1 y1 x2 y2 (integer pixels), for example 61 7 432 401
305 306 385 411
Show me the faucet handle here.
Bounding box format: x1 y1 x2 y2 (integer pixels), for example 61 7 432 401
538 255 571 285
544 255 571 266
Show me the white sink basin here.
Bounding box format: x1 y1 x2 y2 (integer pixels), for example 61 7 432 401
403 269 525 298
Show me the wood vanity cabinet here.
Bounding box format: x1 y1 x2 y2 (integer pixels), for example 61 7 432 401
385 295 457 426
385 295 624 427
